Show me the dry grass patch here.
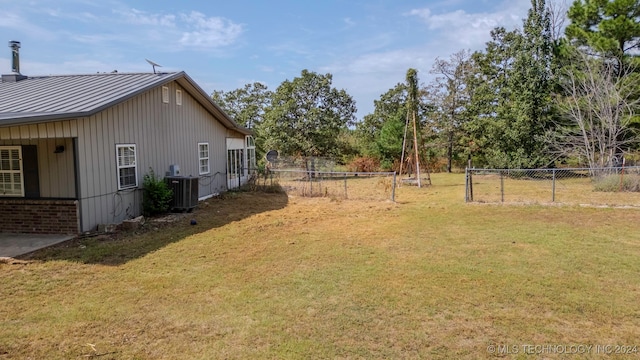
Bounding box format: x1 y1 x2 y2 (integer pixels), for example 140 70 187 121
1 174 640 359
471 172 640 206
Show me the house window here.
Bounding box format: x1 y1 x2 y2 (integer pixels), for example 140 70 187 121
162 86 169 103
116 144 137 190
176 89 183 105
0 146 23 197
246 136 256 172
198 142 210 175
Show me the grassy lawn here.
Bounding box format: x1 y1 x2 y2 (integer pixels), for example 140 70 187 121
1 173 640 359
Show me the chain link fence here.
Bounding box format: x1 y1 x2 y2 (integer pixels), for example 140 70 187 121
256 170 397 201
465 166 640 206
268 156 339 172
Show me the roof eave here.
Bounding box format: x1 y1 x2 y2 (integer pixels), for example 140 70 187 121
0 71 253 136
0 112 88 126
175 74 252 136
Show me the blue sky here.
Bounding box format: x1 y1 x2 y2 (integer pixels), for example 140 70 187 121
1 0 535 118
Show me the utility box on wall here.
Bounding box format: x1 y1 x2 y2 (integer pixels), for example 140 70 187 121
166 176 198 211
169 164 180 176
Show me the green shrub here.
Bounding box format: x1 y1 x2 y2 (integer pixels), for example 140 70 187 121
593 174 640 192
142 168 173 216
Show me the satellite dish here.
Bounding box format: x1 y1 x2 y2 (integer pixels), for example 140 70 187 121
145 59 162 74
266 150 278 162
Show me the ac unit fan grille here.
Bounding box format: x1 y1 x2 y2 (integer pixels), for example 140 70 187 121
166 176 199 211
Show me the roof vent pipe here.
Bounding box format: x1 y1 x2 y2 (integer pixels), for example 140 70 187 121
9 41 21 74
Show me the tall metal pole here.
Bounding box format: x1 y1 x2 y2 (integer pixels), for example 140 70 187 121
412 110 421 188
398 112 410 186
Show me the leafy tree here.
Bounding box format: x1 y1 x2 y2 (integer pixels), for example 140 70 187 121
428 49 472 172
355 80 433 171
566 0 640 68
375 116 406 170
356 83 408 169
465 0 556 168
261 70 357 159
211 82 272 129
465 27 523 167
508 0 557 166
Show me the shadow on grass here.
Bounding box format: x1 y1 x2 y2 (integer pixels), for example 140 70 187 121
18 189 288 266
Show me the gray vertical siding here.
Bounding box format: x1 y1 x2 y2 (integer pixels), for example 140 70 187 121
1 79 240 232
78 81 233 231
0 127 76 198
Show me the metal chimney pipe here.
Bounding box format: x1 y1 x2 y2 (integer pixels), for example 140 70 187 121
9 41 21 74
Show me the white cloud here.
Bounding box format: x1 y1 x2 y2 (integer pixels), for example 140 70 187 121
16 59 110 75
258 65 275 73
325 0 533 117
343 17 356 28
108 8 244 50
118 8 176 27
0 11 57 40
408 0 528 49
341 49 425 74
179 11 244 48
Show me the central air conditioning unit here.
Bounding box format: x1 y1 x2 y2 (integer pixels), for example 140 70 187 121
165 176 199 211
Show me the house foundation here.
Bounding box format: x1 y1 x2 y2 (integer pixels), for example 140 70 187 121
0 199 79 234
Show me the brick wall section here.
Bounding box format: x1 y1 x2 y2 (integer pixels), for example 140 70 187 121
0 199 79 235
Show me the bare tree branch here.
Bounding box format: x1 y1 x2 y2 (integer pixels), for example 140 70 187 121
547 0 568 42
551 50 639 171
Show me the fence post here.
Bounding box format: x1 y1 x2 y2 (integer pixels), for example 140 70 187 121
552 169 556 202
392 172 396 202
619 157 626 192
468 171 474 202
465 167 469 202
500 171 504 203
344 173 347 199
467 158 474 202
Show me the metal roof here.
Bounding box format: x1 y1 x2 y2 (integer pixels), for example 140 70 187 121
0 71 250 135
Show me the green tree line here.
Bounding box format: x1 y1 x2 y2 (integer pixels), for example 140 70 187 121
212 0 640 172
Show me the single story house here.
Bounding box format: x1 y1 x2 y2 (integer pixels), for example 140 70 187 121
0 67 255 235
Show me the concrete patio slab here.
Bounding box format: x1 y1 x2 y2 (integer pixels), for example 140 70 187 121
0 233 75 258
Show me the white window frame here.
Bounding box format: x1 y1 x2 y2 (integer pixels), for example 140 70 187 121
162 86 169 103
246 136 256 172
198 142 210 175
246 136 255 148
176 89 183 106
116 144 138 190
0 146 24 197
